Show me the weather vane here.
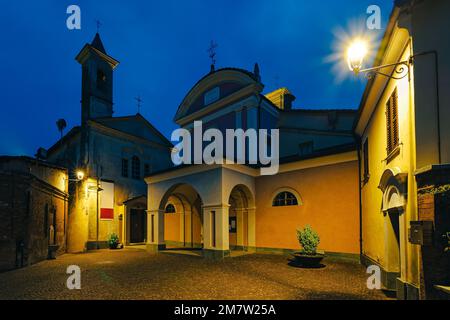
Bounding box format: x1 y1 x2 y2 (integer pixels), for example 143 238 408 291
135 96 143 114
207 40 218 71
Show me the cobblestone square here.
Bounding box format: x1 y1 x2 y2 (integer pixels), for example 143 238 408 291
0 249 391 300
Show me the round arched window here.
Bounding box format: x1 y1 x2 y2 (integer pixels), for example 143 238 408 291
165 203 176 213
272 191 298 207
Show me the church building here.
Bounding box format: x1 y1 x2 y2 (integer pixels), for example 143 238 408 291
47 33 173 252
145 66 361 259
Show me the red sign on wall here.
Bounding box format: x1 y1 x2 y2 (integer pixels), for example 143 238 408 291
100 208 114 220
100 181 114 220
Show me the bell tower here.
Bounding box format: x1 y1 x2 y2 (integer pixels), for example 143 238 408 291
75 33 119 123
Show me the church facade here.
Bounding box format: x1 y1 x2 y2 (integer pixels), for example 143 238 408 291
47 34 173 252
145 67 360 259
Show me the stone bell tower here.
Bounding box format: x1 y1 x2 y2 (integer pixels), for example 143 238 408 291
75 33 119 123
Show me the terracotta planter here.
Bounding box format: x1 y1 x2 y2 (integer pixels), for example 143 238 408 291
291 252 325 268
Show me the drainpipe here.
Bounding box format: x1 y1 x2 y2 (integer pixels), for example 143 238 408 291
355 134 364 259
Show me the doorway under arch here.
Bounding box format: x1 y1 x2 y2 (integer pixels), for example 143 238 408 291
228 184 255 251
380 172 407 291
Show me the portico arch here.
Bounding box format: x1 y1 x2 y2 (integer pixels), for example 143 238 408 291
157 183 203 249
228 184 256 251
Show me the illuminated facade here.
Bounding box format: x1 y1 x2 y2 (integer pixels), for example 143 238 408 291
356 0 450 300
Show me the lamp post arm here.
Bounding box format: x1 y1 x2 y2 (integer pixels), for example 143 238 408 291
357 50 441 164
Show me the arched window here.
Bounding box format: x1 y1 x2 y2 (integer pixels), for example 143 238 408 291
165 203 176 213
131 156 140 179
272 191 298 207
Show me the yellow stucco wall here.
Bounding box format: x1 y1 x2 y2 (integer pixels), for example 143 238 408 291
255 160 360 254
359 31 420 288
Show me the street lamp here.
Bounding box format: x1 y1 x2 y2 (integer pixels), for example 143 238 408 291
347 39 410 80
67 169 85 182
347 40 368 75
346 38 442 163
76 170 85 181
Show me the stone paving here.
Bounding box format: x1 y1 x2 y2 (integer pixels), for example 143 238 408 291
0 248 392 300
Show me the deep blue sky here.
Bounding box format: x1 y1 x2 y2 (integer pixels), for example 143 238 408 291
0 0 392 156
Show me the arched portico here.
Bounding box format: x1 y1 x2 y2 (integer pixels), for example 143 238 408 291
147 183 204 251
146 165 257 259
163 190 203 249
228 184 256 251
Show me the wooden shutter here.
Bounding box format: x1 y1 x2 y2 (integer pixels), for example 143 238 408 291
386 88 399 154
392 89 399 149
386 97 392 153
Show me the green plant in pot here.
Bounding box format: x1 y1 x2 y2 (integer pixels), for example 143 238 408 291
292 225 324 267
107 233 120 249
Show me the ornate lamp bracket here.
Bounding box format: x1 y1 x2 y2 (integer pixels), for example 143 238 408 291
359 58 411 80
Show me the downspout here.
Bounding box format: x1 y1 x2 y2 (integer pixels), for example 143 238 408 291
355 134 364 260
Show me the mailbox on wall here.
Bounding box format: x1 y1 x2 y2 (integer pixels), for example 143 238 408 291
409 221 434 246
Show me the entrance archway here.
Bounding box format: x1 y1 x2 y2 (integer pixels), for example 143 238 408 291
379 169 407 290
228 184 255 251
159 184 203 249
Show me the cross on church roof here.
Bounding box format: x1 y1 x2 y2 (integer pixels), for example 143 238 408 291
135 96 143 114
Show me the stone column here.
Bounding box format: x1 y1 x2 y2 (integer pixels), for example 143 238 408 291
202 204 230 259
146 209 165 252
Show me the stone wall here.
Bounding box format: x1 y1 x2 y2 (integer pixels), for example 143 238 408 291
0 172 68 271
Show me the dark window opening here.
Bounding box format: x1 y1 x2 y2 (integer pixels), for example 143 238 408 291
272 191 299 207
97 69 107 88
131 156 140 180
165 204 176 213
122 159 129 178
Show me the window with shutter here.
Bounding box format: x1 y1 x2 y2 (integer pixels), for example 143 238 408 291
386 88 399 156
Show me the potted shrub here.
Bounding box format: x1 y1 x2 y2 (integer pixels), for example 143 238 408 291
292 225 324 267
107 233 120 249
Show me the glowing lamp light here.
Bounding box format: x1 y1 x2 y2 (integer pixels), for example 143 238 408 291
76 170 85 181
347 40 368 74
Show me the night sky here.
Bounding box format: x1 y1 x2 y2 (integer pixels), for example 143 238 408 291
0 0 392 156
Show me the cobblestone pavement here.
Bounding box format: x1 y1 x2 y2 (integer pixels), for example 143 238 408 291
0 249 392 300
